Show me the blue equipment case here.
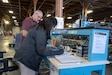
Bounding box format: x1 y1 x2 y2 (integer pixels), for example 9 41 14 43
48 27 110 75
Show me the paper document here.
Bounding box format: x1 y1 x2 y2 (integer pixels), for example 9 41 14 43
55 52 83 64
92 32 107 54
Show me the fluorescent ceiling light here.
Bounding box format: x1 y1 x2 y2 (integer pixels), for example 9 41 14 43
2 0 9 3
12 16 16 19
62 7 64 9
89 19 93 21
47 14 51 17
110 16 112 18
100 21 105 24
67 17 72 19
66 24 69 26
14 20 17 22
5 20 9 24
9 10 13 14
87 10 93 14
68 25 72 28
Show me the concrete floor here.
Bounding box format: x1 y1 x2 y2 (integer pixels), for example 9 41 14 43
0 36 112 75
0 36 20 75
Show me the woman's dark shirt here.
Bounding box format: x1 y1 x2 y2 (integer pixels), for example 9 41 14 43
14 25 63 71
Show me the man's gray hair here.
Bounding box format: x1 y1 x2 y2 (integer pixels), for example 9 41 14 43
35 10 43 14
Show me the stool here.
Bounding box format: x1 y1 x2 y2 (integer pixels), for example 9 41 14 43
6 58 18 71
0 58 8 75
0 58 18 75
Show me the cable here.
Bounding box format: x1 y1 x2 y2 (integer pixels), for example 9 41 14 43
38 0 46 10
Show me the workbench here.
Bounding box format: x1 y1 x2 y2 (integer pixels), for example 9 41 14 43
48 27 110 75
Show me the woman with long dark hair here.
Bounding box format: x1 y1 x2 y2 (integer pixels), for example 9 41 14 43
14 16 64 75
